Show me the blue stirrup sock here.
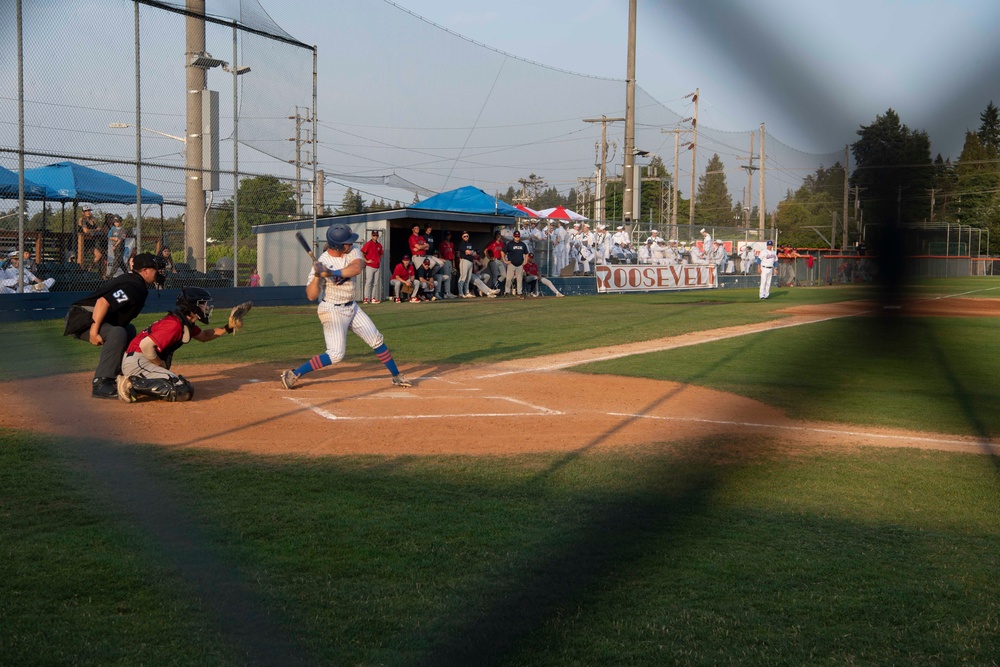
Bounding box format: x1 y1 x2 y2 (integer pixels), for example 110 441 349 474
294 353 332 377
373 343 400 376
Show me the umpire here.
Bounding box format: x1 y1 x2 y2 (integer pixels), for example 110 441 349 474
63 252 160 398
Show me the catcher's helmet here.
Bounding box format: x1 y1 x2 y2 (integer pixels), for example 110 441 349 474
326 224 359 248
176 286 213 324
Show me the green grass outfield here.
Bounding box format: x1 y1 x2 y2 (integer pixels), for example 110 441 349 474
3 280 1000 665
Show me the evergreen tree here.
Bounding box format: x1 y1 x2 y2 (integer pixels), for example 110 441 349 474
211 175 296 241
979 101 1000 152
694 153 733 226
955 131 1000 234
851 108 932 226
336 187 365 215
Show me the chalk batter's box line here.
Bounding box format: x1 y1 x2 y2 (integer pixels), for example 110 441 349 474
286 395 563 421
608 412 996 451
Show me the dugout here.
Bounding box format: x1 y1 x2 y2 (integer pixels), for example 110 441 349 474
252 207 524 296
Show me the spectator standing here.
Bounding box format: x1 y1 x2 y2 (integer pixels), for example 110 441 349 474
106 214 128 278
739 243 755 274
408 224 429 266
360 229 384 303
77 205 104 272
700 228 713 255
248 267 261 287
502 230 529 298
438 230 456 298
551 220 569 274
455 231 477 297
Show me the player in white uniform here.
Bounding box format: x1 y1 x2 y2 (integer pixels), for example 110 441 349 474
280 224 411 389
759 239 778 299
1 250 55 293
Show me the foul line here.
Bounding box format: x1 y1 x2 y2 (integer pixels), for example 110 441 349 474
608 412 997 451
477 312 858 378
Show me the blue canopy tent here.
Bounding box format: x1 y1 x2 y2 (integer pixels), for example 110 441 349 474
23 161 163 205
409 185 529 217
22 161 165 267
0 165 50 200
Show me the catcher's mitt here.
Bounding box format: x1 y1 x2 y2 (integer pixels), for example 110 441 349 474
227 301 253 334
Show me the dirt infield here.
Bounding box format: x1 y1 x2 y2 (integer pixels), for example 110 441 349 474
2 298 997 458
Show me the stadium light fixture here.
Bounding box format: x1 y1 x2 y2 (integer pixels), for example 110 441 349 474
109 122 185 144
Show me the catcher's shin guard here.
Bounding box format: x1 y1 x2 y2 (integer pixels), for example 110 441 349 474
130 375 194 402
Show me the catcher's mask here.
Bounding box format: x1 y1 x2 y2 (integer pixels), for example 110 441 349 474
176 286 213 324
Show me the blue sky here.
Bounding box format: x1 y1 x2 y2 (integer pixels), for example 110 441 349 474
268 0 1000 159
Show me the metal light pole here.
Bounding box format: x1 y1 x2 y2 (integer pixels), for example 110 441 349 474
225 24 251 287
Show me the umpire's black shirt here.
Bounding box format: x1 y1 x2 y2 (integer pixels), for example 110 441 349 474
73 272 150 327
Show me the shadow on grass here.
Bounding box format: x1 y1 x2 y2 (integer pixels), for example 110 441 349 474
410 337 762 666
56 437 313 666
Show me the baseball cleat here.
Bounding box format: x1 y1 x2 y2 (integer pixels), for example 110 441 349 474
280 369 298 389
391 374 413 388
91 377 119 399
371 299 380 304
116 375 137 403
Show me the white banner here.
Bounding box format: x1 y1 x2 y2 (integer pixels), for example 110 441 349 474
595 264 718 293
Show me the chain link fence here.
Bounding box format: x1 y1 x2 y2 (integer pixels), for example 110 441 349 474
1 0 314 294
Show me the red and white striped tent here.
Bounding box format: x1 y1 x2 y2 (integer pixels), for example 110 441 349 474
514 204 540 217
536 205 586 221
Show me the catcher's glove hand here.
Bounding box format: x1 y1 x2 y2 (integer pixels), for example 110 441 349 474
227 301 253 334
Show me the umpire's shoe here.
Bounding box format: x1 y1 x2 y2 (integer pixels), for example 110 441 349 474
92 377 118 399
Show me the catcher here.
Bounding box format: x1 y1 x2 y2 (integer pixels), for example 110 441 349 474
116 287 252 403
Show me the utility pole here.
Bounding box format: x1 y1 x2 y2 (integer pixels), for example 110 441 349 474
288 106 314 216
514 175 543 206
687 88 699 227
927 188 936 222
584 116 624 223
185 0 206 270
622 0 637 222
758 122 766 233
739 131 758 227
843 145 850 248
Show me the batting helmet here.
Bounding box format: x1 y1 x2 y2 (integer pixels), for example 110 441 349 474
326 224 359 248
176 286 213 324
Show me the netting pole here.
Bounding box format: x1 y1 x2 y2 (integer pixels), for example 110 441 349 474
16 0 25 291
311 46 318 251
135 0 143 254
231 21 238 287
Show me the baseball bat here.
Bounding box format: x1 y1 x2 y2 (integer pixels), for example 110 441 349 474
295 231 318 263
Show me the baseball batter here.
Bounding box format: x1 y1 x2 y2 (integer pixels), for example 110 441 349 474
759 239 778 299
281 224 412 389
